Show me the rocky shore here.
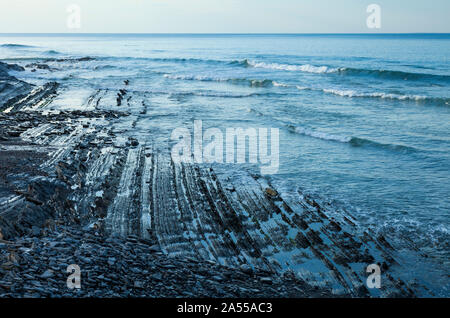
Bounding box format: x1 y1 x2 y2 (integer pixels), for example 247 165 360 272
0 60 421 297
1 225 334 298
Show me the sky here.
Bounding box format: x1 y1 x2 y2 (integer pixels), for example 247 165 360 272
0 0 449 33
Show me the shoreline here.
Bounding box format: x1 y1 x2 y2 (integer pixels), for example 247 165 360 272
0 61 420 297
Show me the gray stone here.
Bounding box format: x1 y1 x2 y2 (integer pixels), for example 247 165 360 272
40 270 54 279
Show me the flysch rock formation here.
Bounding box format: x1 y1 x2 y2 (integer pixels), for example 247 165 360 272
0 60 426 297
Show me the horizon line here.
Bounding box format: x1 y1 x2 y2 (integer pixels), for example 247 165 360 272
0 32 449 35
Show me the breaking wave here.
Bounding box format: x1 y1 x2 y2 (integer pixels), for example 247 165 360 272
0 43 35 48
164 74 280 87
286 125 352 143
160 90 282 99
286 125 419 153
163 73 449 105
177 91 275 98
103 56 450 83
297 86 450 105
230 59 450 83
233 59 340 73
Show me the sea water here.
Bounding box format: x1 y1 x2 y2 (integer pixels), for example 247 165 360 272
1 33 449 294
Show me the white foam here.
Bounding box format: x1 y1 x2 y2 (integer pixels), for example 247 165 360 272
322 89 428 101
273 81 289 87
297 86 429 101
247 60 340 74
292 126 352 143
164 74 213 81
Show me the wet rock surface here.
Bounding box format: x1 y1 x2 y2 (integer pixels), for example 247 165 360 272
0 62 34 111
0 226 331 298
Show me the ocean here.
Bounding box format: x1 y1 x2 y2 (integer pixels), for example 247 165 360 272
1 33 449 294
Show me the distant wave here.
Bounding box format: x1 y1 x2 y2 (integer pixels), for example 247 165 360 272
93 64 116 70
172 91 274 98
107 56 339 74
297 86 450 105
0 43 35 48
2 56 97 63
164 74 280 87
321 88 428 101
49 56 96 62
44 50 61 55
163 73 449 105
286 125 351 143
286 125 419 153
113 56 340 74
105 56 225 65
105 56 450 83
232 59 340 74
147 57 220 64
338 67 450 83
349 137 419 152
235 59 450 81
132 89 281 99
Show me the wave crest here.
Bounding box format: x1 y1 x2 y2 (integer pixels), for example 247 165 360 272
297 86 449 105
233 59 450 82
164 74 277 87
234 59 340 74
0 43 35 48
287 125 352 143
286 125 418 153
